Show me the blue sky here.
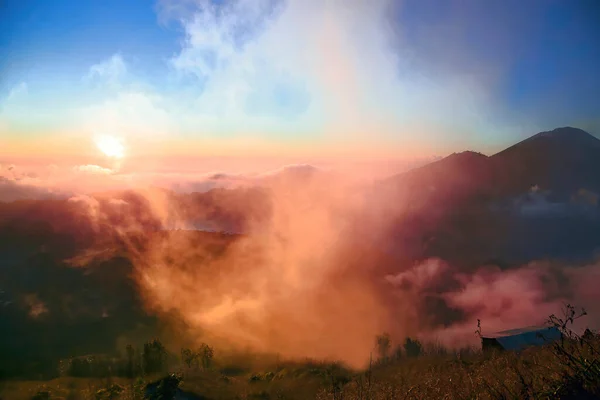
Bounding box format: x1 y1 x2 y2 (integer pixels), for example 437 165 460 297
1 0 177 85
1 0 599 158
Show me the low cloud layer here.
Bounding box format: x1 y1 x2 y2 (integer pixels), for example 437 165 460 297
0 163 126 202
0 161 379 202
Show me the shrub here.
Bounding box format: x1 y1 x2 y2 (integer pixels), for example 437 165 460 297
403 337 423 358
31 390 51 400
145 373 183 400
95 384 124 400
544 304 600 398
375 333 391 363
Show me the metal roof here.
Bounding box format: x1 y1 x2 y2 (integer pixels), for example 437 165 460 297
483 325 553 339
482 326 561 351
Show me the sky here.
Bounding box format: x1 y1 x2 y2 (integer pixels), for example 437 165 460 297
1 0 599 169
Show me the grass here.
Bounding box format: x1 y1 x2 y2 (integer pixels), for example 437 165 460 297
1 341 597 400
0 376 134 400
1 306 599 399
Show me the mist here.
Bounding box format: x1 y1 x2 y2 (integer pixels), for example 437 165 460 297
44 161 599 369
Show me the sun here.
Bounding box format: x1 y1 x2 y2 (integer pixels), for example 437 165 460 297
95 135 125 159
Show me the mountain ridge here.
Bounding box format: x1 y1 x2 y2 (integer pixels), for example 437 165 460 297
383 126 600 199
493 127 600 158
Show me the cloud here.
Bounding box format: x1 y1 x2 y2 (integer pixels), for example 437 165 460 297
383 258 600 348
68 194 100 206
109 198 129 206
259 164 322 177
0 178 59 203
5 82 28 103
85 54 127 87
155 164 341 194
0 163 125 202
0 164 66 202
511 186 600 217
154 0 506 146
384 258 449 290
120 164 327 194
0 164 17 180
167 0 279 80
142 171 252 193
73 164 114 175
0 82 28 116
0 161 330 202
87 173 384 365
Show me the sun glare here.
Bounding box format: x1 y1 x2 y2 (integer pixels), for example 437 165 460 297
95 135 125 159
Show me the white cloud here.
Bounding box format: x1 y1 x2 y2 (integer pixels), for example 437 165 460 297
73 165 114 175
85 54 127 87
6 82 28 103
156 0 499 143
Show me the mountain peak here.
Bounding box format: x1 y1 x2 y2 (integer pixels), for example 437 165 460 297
489 126 600 196
494 127 600 159
530 126 598 141
446 150 488 161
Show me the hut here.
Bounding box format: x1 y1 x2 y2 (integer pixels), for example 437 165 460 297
481 325 562 352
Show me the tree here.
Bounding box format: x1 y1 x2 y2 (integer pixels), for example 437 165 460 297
376 333 391 363
180 343 214 370
180 348 198 369
199 343 214 370
143 339 167 374
126 344 135 378
393 344 403 361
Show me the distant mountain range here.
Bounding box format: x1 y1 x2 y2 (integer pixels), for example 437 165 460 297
384 126 600 202
366 127 600 270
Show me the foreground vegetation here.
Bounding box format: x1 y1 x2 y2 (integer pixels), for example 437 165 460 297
1 305 598 400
